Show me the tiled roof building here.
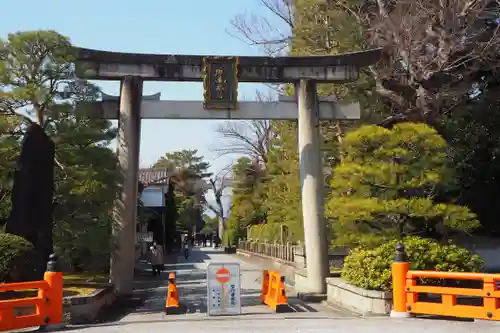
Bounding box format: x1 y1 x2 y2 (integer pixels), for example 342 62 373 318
138 168 169 186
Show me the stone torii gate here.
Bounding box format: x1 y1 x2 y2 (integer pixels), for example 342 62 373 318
74 47 381 296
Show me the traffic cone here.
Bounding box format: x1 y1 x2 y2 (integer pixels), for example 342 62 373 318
165 272 182 314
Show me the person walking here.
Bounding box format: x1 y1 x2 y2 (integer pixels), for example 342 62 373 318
182 236 190 259
150 242 164 276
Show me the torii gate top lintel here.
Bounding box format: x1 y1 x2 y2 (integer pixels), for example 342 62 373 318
73 47 382 83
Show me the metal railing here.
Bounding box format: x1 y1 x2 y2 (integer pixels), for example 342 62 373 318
237 240 299 264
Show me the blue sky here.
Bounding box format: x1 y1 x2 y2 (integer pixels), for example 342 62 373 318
0 0 286 175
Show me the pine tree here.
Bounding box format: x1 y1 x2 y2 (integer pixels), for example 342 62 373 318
325 123 479 248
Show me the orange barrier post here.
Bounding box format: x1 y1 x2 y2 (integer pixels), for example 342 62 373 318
165 272 183 314
391 244 410 318
0 253 63 332
263 271 288 313
41 254 64 327
260 270 270 303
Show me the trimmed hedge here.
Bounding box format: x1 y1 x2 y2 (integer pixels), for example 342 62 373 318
0 232 39 282
248 224 281 242
341 236 483 292
248 222 303 243
223 228 240 246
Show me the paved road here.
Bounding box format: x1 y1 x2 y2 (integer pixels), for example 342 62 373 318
50 317 500 333
119 246 353 320
11 247 500 332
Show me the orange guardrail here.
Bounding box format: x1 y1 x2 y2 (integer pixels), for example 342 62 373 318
0 253 63 331
391 244 500 321
165 272 183 314
260 270 288 312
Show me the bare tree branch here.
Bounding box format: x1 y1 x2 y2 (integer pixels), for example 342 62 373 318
227 0 294 56
361 0 500 123
204 166 234 236
214 120 271 164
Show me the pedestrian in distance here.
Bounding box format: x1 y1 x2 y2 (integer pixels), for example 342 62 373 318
182 237 190 259
150 241 164 276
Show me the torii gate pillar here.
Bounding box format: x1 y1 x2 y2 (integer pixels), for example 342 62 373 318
297 80 329 294
111 76 142 295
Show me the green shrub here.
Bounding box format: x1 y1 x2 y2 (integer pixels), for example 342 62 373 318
0 232 39 282
341 236 483 291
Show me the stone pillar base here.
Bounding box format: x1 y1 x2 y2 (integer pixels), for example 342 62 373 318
390 310 412 318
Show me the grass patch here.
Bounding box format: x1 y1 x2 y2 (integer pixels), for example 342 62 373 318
63 286 97 297
0 272 110 300
330 266 343 275
63 272 109 287
0 288 93 300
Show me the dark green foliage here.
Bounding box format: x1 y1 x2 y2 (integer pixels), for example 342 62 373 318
153 149 210 234
226 157 269 240
341 237 483 291
48 106 119 272
442 80 500 235
0 116 20 226
0 233 38 282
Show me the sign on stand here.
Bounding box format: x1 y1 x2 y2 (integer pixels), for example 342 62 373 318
136 232 153 243
207 263 241 316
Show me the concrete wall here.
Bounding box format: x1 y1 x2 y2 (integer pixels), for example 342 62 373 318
63 287 115 324
474 248 500 271
325 278 392 315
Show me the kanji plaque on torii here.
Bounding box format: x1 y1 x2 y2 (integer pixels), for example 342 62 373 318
202 56 239 110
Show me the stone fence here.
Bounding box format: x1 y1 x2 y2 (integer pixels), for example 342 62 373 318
236 239 348 270
237 240 298 264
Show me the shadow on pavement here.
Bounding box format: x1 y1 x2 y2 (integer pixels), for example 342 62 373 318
91 278 166 324
88 251 180 324
416 315 475 322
